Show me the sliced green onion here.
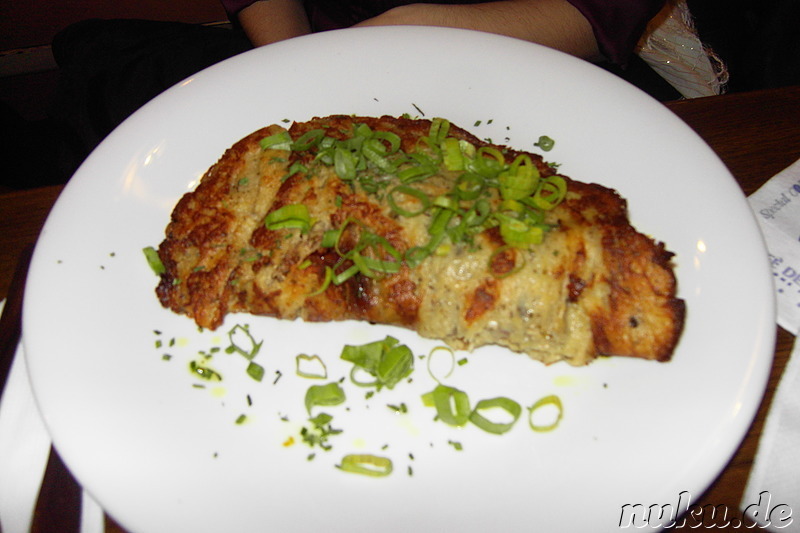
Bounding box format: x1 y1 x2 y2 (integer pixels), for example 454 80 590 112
428 207 455 236
291 129 326 151
334 146 358 181
459 139 476 160
338 454 393 477
397 153 437 183
260 131 293 151
432 195 458 211
362 138 397 173
442 137 465 171
471 146 505 178
341 336 414 390
428 118 451 145
354 123 373 139
527 394 564 432
404 245 433 269
320 228 341 248
341 338 390 374
469 397 522 434
332 264 360 285
264 203 313 233
453 172 485 201
143 246 165 275
226 324 263 360
499 155 540 201
532 175 567 210
325 222 404 281
462 198 492 229
376 343 414 389
246 361 265 382
308 265 333 297
349 365 380 388
371 131 402 154
296 354 328 379
425 384 471 427
397 165 432 183
534 135 555 151
352 252 401 277
426 346 455 384
189 360 222 381
314 137 336 165
496 213 544 248
305 382 346 414
387 185 431 217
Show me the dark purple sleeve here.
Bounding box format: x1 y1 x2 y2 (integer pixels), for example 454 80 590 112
566 0 666 65
221 0 664 66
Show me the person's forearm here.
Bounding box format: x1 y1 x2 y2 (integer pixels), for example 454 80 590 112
238 0 311 47
353 0 601 61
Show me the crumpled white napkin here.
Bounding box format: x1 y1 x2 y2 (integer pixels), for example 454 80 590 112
0 301 104 533
743 158 800 531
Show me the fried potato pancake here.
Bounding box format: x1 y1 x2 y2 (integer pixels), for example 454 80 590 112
155 115 685 366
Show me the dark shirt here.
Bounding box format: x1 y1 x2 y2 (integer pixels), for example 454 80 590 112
220 0 665 66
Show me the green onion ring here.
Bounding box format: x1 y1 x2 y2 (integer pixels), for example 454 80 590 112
339 454 393 477
527 394 564 432
388 185 431 217
472 146 505 177
429 384 471 427
534 135 556 151
426 346 455 384
453 172 485 201
226 324 262 360
349 365 379 388
296 354 328 379
469 397 522 434
264 204 313 233
532 175 567 210
371 131 402 154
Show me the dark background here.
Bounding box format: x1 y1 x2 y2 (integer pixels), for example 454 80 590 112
1 0 798 190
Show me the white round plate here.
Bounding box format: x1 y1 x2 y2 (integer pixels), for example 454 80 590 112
23 27 775 533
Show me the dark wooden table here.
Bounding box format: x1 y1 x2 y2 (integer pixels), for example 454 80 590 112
2 85 799 531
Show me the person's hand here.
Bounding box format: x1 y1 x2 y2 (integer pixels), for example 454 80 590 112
353 0 601 61
238 0 311 47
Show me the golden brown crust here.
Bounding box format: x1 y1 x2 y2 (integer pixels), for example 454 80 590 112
155 115 685 365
